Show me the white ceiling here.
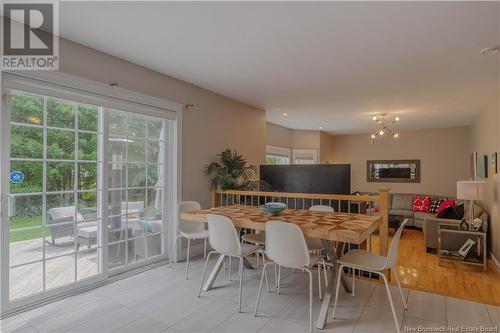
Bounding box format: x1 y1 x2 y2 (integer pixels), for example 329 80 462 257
59 1 500 134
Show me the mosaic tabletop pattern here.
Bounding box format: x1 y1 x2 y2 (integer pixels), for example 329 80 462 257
181 205 382 244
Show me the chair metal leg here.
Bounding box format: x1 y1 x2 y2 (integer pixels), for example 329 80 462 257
305 268 313 333
380 272 401 333
277 265 282 295
254 262 271 316
169 235 180 267
332 264 344 319
352 268 356 298
274 263 278 288
322 260 328 287
394 269 408 309
228 256 232 281
260 251 270 292
238 257 244 313
198 251 214 297
204 238 207 259
186 238 191 280
318 263 322 301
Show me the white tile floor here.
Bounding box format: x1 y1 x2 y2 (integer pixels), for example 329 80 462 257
1 255 498 333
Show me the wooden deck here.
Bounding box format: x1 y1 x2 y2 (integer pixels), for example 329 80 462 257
9 237 98 301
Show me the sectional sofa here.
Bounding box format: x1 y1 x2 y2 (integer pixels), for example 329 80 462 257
388 193 447 229
387 193 488 252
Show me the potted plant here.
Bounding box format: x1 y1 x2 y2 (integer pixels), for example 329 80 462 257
205 149 270 191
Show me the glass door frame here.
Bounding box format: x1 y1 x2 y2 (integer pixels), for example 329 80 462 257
0 71 181 315
0 88 108 312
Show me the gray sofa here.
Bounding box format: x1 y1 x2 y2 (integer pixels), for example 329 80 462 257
423 204 487 252
388 193 451 229
387 193 488 252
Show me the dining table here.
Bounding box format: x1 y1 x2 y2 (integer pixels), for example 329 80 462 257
181 204 382 330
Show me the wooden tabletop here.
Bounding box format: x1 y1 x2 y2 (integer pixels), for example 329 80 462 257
181 205 381 244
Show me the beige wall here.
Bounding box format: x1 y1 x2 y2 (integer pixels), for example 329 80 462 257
266 122 337 162
59 39 266 208
468 2 500 263
328 127 470 197
266 122 292 148
291 130 320 150
470 93 500 263
266 122 320 150
319 131 335 163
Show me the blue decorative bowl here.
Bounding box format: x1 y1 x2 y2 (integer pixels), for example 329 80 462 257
262 202 287 216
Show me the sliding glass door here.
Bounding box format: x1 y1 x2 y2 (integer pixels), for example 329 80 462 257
106 109 167 269
6 90 103 301
1 81 175 312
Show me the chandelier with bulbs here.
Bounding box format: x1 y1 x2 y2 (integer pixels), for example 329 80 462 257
370 114 400 143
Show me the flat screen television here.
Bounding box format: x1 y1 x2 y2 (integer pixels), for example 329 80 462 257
378 167 411 179
259 164 351 211
259 164 350 194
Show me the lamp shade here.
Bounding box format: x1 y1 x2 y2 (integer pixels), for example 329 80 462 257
456 181 486 200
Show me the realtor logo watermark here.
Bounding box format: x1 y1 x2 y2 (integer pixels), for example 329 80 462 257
404 325 498 332
1 1 59 70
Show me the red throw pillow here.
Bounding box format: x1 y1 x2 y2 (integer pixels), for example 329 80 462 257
436 199 456 214
412 196 432 213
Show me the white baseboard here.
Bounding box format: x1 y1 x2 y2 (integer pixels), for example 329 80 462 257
490 250 500 270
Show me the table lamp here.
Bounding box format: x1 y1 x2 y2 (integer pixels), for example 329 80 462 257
456 180 486 222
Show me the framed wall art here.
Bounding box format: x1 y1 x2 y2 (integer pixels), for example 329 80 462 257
491 152 497 175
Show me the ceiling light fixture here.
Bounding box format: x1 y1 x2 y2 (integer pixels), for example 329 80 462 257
370 114 400 144
480 46 500 55
282 112 288 116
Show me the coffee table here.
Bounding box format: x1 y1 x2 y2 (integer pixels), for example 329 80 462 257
388 215 403 232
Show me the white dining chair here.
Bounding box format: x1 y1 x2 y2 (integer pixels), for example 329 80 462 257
332 219 409 333
309 204 334 212
307 205 333 298
307 206 334 257
198 214 262 312
242 231 265 266
169 201 209 280
275 205 331 299
242 231 280 289
254 221 324 333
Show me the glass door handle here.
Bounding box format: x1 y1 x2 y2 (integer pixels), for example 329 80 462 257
7 195 15 218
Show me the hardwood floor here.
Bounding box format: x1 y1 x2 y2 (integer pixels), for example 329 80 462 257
369 228 500 306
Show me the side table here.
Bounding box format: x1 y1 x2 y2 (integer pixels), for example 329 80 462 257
438 223 487 272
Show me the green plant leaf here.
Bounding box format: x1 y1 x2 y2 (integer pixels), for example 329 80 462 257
205 149 271 191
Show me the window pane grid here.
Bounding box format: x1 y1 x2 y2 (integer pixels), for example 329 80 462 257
74 104 79 280
107 114 166 269
10 121 100 135
8 91 103 298
8 89 169 300
42 95 48 291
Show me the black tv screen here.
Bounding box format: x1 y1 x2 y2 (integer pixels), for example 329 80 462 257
259 164 350 194
379 167 411 179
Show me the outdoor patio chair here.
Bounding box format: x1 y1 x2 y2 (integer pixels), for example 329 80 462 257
47 206 85 245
